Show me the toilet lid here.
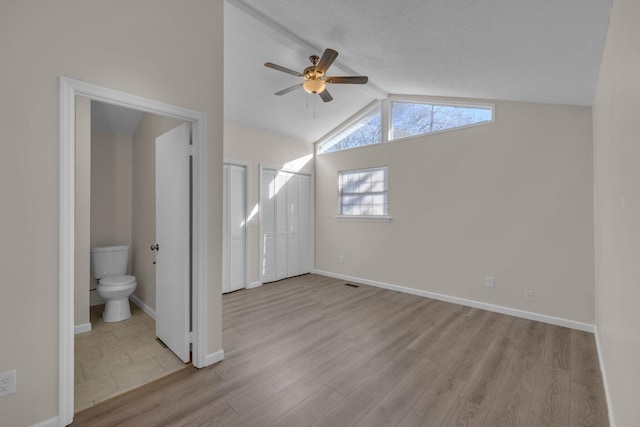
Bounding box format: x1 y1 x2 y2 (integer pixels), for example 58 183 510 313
99 275 136 287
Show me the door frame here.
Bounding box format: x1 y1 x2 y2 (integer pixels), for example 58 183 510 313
59 77 209 425
223 160 251 291
258 163 315 285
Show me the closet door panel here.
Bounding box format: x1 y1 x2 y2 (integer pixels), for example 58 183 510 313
275 172 289 280
298 174 311 273
222 165 230 293
229 165 245 291
287 174 300 276
261 169 277 283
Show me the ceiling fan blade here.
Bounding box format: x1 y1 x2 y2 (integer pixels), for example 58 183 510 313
316 48 338 74
319 89 333 103
275 84 302 96
325 76 369 84
265 62 302 77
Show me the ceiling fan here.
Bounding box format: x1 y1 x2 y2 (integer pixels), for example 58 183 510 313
264 48 368 103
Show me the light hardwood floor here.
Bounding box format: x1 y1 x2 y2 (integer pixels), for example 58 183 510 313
73 274 608 426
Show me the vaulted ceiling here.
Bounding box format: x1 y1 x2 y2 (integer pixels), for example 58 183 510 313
224 0 612 143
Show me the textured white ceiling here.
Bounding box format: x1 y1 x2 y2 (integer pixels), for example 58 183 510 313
224 0 611 143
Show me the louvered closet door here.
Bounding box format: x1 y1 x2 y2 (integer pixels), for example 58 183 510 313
222 166 230 293
222 164 246 293
228 165 246 292
260 168 277 283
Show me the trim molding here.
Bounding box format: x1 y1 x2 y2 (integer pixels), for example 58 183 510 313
312 269 595 332
31 416 59 427
130 294 156 320
247 281 262 289
205 349 225 366
74 323 91 335
594 326 616 427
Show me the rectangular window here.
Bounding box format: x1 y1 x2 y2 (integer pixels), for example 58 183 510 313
338 167 388 217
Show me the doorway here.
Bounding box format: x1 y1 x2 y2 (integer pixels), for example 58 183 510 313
59 77 211 425
74 102 191 411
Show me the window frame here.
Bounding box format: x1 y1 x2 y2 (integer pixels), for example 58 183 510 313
387 95 495 143
335 166 391 222
317 100 382 154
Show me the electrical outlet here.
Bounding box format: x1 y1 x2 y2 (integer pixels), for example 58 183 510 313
0 370 16 397
524 290 534 301
339 255 344 264
485 277 494 288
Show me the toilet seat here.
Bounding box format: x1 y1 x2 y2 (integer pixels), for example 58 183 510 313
99 275 136 287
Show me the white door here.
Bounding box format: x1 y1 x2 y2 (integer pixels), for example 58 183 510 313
222 164 246 293
260 168 313 283
261 168 277 283
275 171 289 280
155 123 190 363
287 174 300 276
298 174 312 273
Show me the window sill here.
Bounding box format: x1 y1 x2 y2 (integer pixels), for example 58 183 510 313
334 215 392 222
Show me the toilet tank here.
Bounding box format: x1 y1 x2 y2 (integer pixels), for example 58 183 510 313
90 245 130 279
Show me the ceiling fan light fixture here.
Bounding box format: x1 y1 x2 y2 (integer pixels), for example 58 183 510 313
303 79 326 94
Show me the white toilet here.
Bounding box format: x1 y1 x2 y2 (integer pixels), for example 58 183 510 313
90 245 137 322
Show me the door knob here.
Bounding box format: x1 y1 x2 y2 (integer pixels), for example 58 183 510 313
150 244 159 251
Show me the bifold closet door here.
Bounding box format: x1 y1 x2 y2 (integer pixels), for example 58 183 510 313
222 164 246 293
260 168 277 283
260 168 312 283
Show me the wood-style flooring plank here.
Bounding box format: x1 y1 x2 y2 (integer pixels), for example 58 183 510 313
73 274 608 427
526 363 570 427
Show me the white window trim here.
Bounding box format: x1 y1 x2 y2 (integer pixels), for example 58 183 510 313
337 165 390 221
334 215 392 222
315 95 495 154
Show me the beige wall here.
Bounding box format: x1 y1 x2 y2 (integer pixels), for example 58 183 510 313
90 131 133 248
223 121 314 284
316 99 595 324
593 0 640 425
132 113 186 311
90 130 133 292
74 97 91 328
0 1 224 425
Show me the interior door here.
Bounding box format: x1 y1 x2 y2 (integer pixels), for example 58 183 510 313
275 171 289 280
222 164 246 293
287 174 300 276
298 174 312 273
261 168 277 282
155 123 190 363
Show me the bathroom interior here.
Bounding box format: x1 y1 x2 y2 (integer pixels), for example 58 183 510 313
73 98 188 412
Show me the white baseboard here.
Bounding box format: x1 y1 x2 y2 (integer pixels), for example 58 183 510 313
205 349 224 366
31 416 58 427
130 294 156 320
247 281 262 289
312 269 595 333
74 322 91 335
594 326 616 427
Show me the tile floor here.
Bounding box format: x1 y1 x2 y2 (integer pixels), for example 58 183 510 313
74 303 187 412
